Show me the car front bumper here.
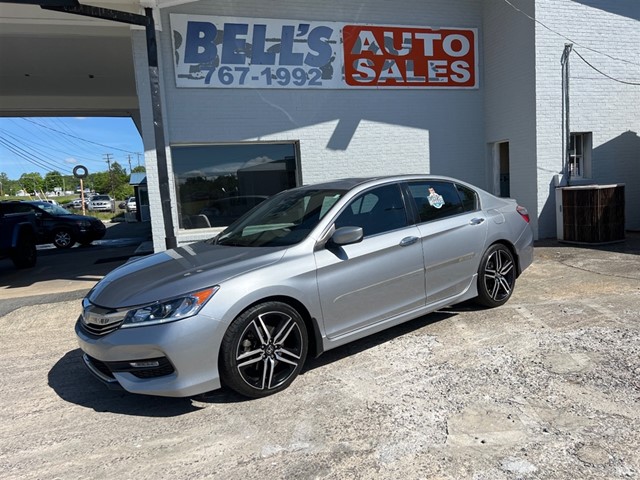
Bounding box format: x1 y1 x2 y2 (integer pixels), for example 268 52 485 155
75 313 226 397
78 223 106 242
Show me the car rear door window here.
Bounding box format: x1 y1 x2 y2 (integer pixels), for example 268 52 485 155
407 181 465 223
335 184 408 236
456 184 479 212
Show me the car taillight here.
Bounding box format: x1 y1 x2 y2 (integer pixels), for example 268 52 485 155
516 205 530 223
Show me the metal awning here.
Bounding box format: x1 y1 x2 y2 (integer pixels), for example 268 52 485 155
129 173 147 186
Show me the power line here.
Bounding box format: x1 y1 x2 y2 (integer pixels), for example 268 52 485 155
501 0 640 68
0 128 101 167
20 118 142 155
0 137 68 174
47 117 116 159
572 48 640 86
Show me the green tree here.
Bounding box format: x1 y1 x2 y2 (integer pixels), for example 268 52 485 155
19 172 44 194
90 171 110 194
132 165 146 173
0 172 8 196
44 170 64 192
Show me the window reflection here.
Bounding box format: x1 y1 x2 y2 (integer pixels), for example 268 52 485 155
171 143 299 229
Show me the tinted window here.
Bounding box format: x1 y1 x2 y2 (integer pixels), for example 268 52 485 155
456 184 479 212
1 203 34 214
407 181 464 222
335 184 407 237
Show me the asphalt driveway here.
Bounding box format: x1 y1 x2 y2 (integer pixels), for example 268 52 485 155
0 221 152 316
1 234 638 479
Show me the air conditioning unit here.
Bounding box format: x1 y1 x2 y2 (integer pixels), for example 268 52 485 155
556 184 625 244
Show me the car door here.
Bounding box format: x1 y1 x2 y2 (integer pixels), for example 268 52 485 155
407 181 488 304
315 183 426 339
4 203 48 243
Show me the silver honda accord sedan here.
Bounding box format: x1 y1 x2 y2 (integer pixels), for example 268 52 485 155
76 175 533 398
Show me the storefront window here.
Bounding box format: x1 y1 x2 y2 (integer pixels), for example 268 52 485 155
171 142 299 229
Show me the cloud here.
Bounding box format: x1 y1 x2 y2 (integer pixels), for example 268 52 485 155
65 157 78 165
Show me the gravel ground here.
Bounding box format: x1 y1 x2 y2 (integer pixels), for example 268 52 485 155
1 239 639 479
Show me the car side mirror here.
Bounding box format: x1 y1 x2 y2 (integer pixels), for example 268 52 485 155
330 226 363 247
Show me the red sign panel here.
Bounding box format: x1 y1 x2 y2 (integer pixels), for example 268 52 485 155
343 25 477 88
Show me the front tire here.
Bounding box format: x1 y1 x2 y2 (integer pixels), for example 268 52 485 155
53 229 75 249
477 244 516 307
220 302 308 398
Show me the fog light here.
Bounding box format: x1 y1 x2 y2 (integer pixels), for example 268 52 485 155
129 361 160 368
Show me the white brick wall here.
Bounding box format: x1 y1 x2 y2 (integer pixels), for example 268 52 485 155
135 0 485 249
133 0 639 249
483 0 538 236
535 0 640 237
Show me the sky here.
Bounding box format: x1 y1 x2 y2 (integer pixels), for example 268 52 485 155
0 117 144 181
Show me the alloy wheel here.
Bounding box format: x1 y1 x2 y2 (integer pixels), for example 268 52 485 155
235 311 303 391
483 248 515 302
53 230 74 248
221 301 308 398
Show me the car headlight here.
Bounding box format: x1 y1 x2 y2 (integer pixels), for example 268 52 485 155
77 220 92 228
121 286 219 328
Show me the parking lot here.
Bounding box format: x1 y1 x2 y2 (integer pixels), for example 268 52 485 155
1 231 639 479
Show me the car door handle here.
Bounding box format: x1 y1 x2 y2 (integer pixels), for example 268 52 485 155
399 236 419 247
469 217 485 225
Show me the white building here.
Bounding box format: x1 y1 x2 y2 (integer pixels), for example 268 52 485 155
1 0 638 250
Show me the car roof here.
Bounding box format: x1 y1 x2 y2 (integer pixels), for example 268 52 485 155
300 174 473 191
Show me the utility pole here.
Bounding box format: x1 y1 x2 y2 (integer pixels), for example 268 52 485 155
127 154 133 173
561 43 573 185
104 153 114 196
35 2 177 249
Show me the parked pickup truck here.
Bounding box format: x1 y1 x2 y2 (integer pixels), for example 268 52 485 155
0 210 38 268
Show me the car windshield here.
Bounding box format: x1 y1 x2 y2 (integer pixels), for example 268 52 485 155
31 202 72 216
92 196 110 201
215 187 345 247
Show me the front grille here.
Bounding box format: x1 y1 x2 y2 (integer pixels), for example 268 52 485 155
80 318 123 336
79 305 126 336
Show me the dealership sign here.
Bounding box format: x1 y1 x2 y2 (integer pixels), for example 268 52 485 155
170 15 477 89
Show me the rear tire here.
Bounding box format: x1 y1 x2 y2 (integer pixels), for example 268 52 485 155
220 302 308 398
477 244 516 308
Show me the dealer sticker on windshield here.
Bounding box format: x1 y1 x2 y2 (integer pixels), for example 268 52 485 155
427 188 444 209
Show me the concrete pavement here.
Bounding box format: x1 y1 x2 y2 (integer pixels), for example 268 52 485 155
0 232 638 479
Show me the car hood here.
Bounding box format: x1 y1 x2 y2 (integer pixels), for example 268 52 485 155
59 213 101 223
88 242 287 309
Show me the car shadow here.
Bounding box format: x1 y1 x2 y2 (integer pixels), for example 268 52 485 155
49 307 466 414
48 349 204 416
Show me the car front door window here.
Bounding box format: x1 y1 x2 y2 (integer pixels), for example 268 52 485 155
334 184 408 236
